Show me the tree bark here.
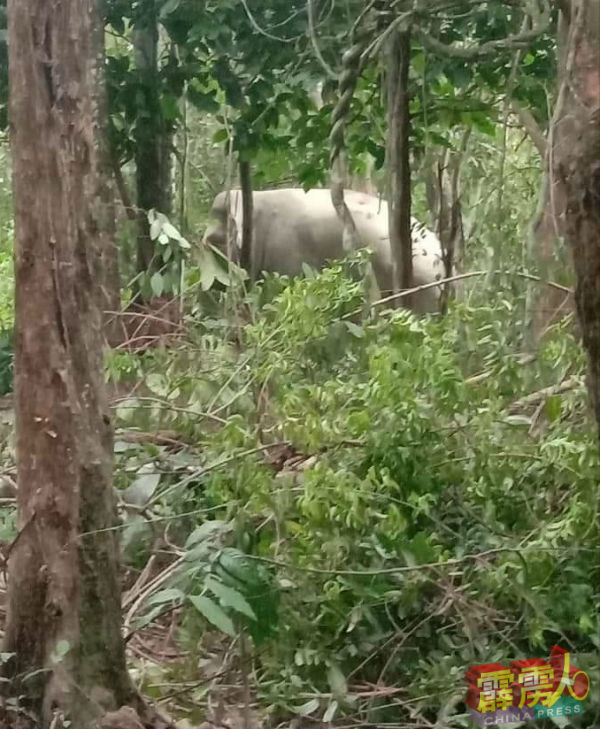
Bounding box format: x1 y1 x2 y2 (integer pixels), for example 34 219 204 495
552 0 600 431
386 28 413 305
526 8 574 342
5 0 135 723
526 168 572 341
239 159 254 275
133 3 174 289
424 130 470 311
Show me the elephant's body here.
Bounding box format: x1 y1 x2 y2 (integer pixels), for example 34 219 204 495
204 188 444 312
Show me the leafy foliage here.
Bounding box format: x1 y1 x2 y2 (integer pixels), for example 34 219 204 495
112 257 599 727
0 2 595 727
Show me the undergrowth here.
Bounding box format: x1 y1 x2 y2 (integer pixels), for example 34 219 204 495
110 261 599 729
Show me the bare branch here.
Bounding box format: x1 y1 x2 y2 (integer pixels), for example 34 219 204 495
342 269 573 319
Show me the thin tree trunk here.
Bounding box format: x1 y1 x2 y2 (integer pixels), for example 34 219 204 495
178 94 189 233
5 0 136 725
552 0 600 431
386 28 413 306
133 3 173 289
425 131 469 310
239 160 254 275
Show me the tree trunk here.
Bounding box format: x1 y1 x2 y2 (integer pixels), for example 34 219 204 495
239 160 254 275
552 0 600 431
526 8 574 342
5 0 135 724
526 169 572 340
134 3 173 288
424 131 469 310
386 28 413 305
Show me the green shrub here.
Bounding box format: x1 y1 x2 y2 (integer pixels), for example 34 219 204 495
113 260 598 727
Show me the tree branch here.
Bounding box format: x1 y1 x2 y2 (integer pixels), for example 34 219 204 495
418 0 551 58
307 0 337 79
511 99 547 157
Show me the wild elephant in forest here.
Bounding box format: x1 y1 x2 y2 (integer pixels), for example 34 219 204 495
203 188 445 313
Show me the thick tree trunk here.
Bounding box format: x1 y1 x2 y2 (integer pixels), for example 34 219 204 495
134 4 173 287
526 169 572 340
386 29 413 305
526 9 574 342
5 0 135 724
552 0 600 431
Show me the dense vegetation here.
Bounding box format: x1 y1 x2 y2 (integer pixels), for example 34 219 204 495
0 1 598 728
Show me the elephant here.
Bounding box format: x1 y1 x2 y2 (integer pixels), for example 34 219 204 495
203 188 445 313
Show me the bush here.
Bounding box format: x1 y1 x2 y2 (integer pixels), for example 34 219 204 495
114 260 599 727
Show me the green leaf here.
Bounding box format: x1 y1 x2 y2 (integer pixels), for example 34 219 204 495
159 0 181 17
213 128 229 143
345 321 364 338
545 395 562 421
185 520 229 548
189 595 235 636
216 548 264 589
407 531 437 565
145 588 185 607
199 250 219 290
301 262 316 279
327 663 347 698
149 217 162 241
122 465 161 506
134 603 168 630
323 699 338 723
471 112 496 136
150 272 164 297
163 221 182 241
205 575 257 621
295 698 319 717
